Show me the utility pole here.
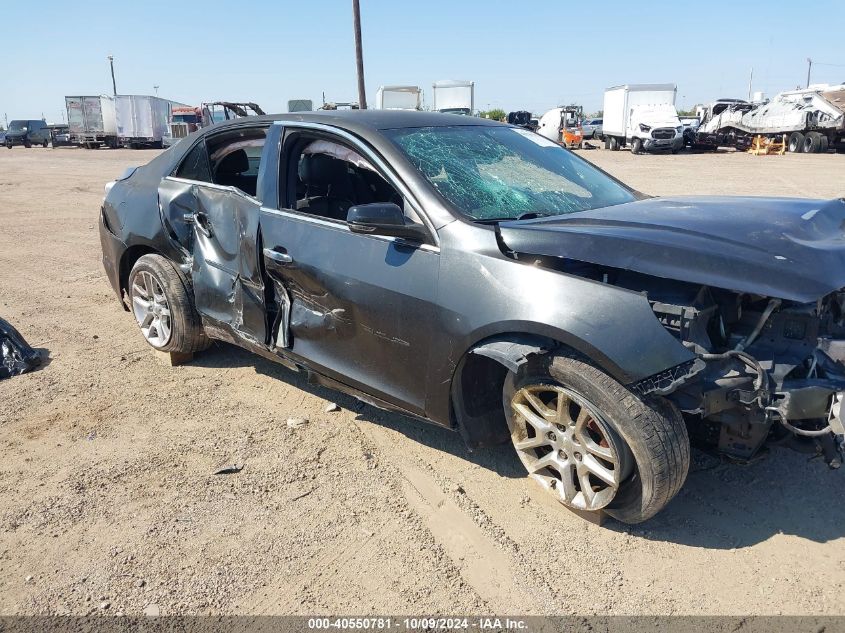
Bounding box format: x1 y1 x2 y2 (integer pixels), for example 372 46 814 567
107 55 117 95
806 58 812 88
748 67 753 101
352 0 367 109
154 85 159 97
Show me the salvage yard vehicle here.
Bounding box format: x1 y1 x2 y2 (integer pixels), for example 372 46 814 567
581 117 603 139
432 80 474 115
375 85 423 110
115 95 188 149
65 95 118 149
603 84 684 154
5 119 51 148
165 102 266 147
696 85 845 153
47 124 75 148
537 106 584 148
100 111 845 523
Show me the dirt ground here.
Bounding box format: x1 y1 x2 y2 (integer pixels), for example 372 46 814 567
1 144 844 617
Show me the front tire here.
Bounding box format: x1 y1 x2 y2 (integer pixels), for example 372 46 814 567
631 137 643 154
503 354 690 523
128 254 209 353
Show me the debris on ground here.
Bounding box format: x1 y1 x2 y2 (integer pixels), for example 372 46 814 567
286 417 309 429
0 317 42 380
324 402 340 413
212 463 244 475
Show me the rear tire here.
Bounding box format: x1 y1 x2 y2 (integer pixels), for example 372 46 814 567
803 132 821 153
128 254 210 353
609 136 620 151
788 132 805 153
503 354 690 523
819 136 829 153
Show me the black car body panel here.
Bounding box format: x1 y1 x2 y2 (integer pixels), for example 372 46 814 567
498 196 845 303
100 110 845 467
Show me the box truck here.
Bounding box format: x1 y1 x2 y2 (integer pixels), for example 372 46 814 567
115 95 187 148
602 84 683 154
375 85 422 110
432 80 474 115
65 96 118 149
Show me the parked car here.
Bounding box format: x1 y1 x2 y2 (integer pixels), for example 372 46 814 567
0 129 5 145
5 119 51 148
679 116 700 147
47 124 75 147
581 117 603 139
100 111 845 523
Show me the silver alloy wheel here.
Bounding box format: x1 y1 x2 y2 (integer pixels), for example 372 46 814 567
509 384 632 511
131 270 172 347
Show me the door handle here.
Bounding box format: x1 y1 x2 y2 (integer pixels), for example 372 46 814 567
263 247 293 264
193 211 212 237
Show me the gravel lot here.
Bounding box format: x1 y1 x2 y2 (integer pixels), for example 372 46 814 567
1 144 844 616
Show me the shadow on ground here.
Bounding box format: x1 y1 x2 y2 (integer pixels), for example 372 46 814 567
193 341 845 549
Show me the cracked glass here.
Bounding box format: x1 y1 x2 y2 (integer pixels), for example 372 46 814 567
386 126 636 221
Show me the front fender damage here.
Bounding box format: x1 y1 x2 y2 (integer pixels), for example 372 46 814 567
455 332 702 450
469 335 554 373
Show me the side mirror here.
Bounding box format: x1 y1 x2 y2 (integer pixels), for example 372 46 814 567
347 203 428 243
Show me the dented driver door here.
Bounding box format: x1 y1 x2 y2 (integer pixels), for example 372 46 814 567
259 208 439 416
158 176 267 346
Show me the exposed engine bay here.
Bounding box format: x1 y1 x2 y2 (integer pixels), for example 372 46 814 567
496 196 845 468
520 256 845 467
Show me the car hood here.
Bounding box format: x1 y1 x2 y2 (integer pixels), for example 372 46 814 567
498 196 845 303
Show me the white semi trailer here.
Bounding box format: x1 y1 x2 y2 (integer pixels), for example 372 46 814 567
696 84 845 153
602 84 684 154
375 85 423 110
65 96 118 148
115 95 187 148
432 80 474 115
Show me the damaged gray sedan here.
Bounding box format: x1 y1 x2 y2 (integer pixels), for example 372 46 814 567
100 111 845 523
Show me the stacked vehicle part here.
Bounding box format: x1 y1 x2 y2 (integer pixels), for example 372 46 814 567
696 84 845 153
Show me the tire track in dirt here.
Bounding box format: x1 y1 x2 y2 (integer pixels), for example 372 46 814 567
351 419 558 613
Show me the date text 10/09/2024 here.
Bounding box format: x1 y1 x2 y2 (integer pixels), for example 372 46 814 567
307 618 529 630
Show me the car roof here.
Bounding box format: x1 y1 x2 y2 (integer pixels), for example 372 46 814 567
201 109 504 137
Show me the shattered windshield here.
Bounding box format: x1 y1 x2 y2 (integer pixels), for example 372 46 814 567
385 126 635 221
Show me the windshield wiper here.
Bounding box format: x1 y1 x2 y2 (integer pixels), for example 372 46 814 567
474 212 554 224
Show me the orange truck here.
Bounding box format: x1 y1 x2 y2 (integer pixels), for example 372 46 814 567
536 106 584 148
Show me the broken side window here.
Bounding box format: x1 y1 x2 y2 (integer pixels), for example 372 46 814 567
205 128 268 197
290 137 408 223
175 140 212 183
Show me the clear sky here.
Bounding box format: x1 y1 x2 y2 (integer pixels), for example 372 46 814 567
2 0 844 124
